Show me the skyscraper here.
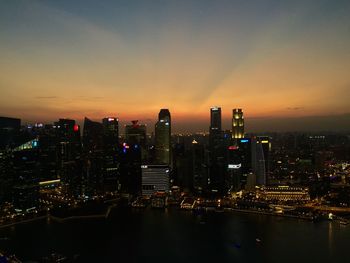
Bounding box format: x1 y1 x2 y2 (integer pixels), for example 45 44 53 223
251 136 270 186
209 107 225 194
83 117 104 152
55 118 82 197
102 117 119 151
155 109 171 165
12 138 40 211
102 117 120 193
83 117 104 196
227 145 242 192
125 120 147 148
232 109 244 140
121 120 147 194
210 107 221 137
192 139 208 194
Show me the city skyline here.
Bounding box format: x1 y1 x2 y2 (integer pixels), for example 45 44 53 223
1 1 350 261
1 111 349 134
1 0 350 132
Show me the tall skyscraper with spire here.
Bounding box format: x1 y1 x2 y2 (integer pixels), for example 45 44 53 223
155 109 171 165
232 109 244 139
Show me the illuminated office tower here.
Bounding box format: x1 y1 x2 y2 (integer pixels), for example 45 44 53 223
251 136 270 185
257 136 270 184
155 109 171 165
232 109 244 139
141 164 170 196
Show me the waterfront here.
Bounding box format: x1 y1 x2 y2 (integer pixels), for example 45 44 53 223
0 208 349 263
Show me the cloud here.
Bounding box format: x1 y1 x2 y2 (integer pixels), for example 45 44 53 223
35 96 58 99
286 107 304 111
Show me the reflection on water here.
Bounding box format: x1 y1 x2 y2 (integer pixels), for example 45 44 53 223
328 221 333 255
0 209 349 263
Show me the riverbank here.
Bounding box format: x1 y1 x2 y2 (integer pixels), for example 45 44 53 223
49 204 117 223
225 208 316 221
0 215 47 229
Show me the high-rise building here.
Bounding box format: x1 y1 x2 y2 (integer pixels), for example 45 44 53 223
191 139 208 194
12 138 40 211
102 117 119 151
119 120 148 194
155 109 171 165
227 145 242 192
125 120 147 147
102 117 120 193
0 116 21 150
83 117 104 152
209 107 221 137
55 118 82 197
232 109 244 140
209 107 226 194
251 136 270 185
141 164 170 196
0 117 21 203
83 117 105 196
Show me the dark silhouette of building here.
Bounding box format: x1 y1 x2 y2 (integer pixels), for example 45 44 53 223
55 118 82 197
208 107 226 194
82 117 105 196
237 138 252 188
125 120 147 147
119 120 148 195
191 139 208 194
12 138 40 211
125 120 147 161
83 117 104 152
226 145 242 192
102 117 120 193
102 117 119 151
0 116 21 150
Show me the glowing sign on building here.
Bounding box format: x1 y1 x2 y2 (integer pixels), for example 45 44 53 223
228 146 238 150
228 164 241 169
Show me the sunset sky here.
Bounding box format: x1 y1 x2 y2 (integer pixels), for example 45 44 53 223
1 0 349 132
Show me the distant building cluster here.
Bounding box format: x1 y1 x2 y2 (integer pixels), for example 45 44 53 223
1 106 350 213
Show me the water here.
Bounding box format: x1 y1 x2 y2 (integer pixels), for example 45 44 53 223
0 208 349 262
